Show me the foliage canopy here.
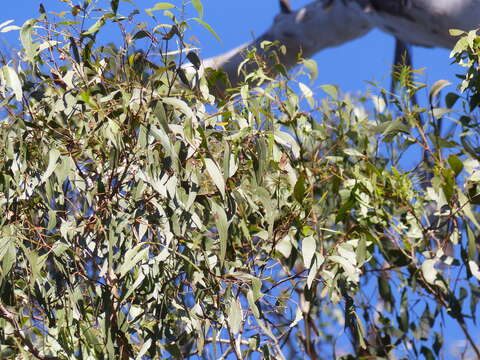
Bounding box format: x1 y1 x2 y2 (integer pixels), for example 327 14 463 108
0 1 480 359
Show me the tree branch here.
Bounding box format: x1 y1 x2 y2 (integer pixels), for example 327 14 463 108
202 0 372 87
201 0 480 88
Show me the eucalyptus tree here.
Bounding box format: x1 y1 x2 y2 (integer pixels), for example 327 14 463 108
0 1 480 359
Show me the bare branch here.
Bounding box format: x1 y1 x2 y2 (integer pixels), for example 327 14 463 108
202 0 480 87
202 1 372 86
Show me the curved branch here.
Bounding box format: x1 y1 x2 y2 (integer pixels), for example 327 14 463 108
202 0 480 87
202 1 372 86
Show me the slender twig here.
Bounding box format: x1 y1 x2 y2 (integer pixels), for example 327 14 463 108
0 302 61 360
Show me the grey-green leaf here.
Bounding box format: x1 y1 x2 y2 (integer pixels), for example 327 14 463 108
2 66 23 101
205 158 226 198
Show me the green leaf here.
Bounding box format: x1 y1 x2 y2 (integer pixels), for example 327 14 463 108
293 174 306 203
0 239 16 277
371 95 386 113
458 190 480 229
465 226 477 263
450 36 469 58
421 346 435 360
429 79 451 104
46 210 57 231
25 250 48 285
0 20 20 33
192 18 220 42
246 289 260 319
289 306 303 328
191 0 204 19
306 258 318 289
2 66 23 101
320 84 338 100
302 236 316 269
468 261 480 281
81 17 105 36
299 82 314 108
205 158 226 198
275 235 292 258
186 52 201 70
433 333 443 356
343 148 364 158
162 97 196 122
68 36 81 63
431 107 452 119
227 298 243 334
330 255 360 283
111 0 119 14
37 40 61 55
146 2 175 16
20 19 37 62
421 259 437 284
41 149 60 183
252 277 263 301
136 339 152 359
0 25 21 33
354 311 367 350
378 276 394 312
132 30 151 41
449 29 465 36
211 200 229 265
447 155 463 177
301 58 318 81
445 92 460 108
274 131 300 159
118 243 149 278
356 237 367 265
372 118 410 137
0 20 14 30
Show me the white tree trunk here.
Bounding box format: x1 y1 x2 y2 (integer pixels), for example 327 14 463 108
201 0 480 86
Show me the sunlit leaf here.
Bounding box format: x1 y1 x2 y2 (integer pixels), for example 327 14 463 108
20 19 37 62
227 298 243 334
205 158 225 198
421 259 438 284
191 0 204 19
146 2 175 16
320 84 338 100
429 79 451 104
2 66 23 101
302 235 315 269
118 244 149 279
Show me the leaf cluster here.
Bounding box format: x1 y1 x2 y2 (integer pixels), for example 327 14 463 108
0 2 480 359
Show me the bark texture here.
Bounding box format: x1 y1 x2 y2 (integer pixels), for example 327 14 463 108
202 0 372 86
201 0 480 86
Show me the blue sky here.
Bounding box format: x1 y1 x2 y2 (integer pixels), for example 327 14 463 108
0 1 476 358
189 0 460 95
0 0 461 97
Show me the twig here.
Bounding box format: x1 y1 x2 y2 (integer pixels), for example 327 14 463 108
0 302 61 360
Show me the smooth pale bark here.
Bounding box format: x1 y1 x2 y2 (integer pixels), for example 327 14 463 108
369 0 480 47
202 0 480 86
202 1 372 86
